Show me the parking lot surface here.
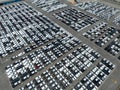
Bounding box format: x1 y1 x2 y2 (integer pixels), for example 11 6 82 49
0 0 120 90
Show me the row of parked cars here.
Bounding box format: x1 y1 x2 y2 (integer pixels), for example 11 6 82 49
0 2 29 14
83 22 120 47
5 34 81 88
2 1 117 90
30 0 67 12
94 27 119 47
113 15 120 26
53 8 99 32
76 1 120 23
105 35 120 58
83 22 108 41
73 58 115 90
0 2 70 58
18 44 102 90
83 21 120 59
0 2 31 57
